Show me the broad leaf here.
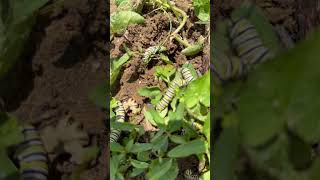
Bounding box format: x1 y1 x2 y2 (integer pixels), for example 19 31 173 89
167 139 206 157
110 11 144 34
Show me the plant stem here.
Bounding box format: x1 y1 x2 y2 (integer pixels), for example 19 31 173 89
170 5 188 38
174 35 190 47
153 0 188 38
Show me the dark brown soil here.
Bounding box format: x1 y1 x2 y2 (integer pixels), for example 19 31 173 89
110 0 209 179
0 0 107 179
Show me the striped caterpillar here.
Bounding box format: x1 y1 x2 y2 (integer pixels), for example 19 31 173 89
212 17 274 83
14 124 48 180
156 77 183 112
110 100 125 143
184 169 199 180
229 18 273 66
142 45 166 63
181 67 196 84
156 66 201 112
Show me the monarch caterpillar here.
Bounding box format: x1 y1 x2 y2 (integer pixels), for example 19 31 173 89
184 169 199 180
181 67 196 84
156 78 182 112
229 18 273 66
142 46 166 63
15 124 48 180
110 101 125 143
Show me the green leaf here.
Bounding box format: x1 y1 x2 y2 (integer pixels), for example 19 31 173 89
130 159 149 169
144 109 158 126
182 71 210 108
181 36 205 56
110 11 144 34
169 135 186 144
159 53 172 64
167 139 206 157
110 53 131 86
163 159 179 180
110 154 125 180
152 135 168 152
146 108 165 127
125 139 134 152
129 168 145 177
137 151 151 162
138 87 162 98
154 65 176 83
147 158 173 180
192 0 210 22
111 121 140 131
213 128 238 180
88 83 107 108
0 113 23 149
110 142 125 152
130 143 153 153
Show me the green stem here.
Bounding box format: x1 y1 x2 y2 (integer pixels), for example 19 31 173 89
154 0 188 38
170 6 188 38
174 35 190 47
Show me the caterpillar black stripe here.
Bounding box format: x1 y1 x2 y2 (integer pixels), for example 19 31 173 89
110 101 125 143
15 124 48 180
229 18 273 66
184 169 199 180
181 67 196 84
156 78 182 112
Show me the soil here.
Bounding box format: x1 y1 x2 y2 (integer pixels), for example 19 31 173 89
110 0 209 179
0 0 107 179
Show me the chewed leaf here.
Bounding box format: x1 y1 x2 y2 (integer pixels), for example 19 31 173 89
111 11 145 34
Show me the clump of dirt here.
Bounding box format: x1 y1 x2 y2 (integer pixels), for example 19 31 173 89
0 0 107 179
